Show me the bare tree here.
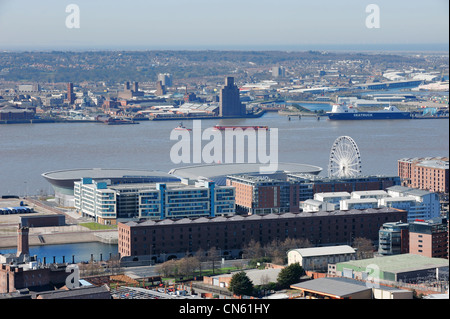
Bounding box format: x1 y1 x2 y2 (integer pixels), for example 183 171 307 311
352 237 374 259
207 247 220 275
242 239 264 259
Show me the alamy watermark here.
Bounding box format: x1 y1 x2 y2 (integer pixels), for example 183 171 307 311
364 263 381 288
365 4 380 29
65 264 81 288
65 4 80 29
169 120 279 174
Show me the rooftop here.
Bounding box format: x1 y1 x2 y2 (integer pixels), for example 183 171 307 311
168 162 322 184
290 277 371 298
43 168 177 181
122 207 405 228
336 254 449 274
289 245 355 257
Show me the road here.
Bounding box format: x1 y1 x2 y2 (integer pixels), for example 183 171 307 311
123 259 250 279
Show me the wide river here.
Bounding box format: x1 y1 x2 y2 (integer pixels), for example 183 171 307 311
0 109 448 196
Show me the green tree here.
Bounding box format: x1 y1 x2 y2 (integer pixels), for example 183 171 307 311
228 272 254 296
277 263 305 289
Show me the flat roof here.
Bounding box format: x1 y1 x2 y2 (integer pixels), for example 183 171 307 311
42 168 176 181
289 245 355 257
290 277 370 298
337 254 449 274
169 162 322 180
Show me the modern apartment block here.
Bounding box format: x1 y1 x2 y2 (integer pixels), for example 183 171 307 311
409 217 448 259
287 174 400 197
226 175 300 214
303 186 441 223
227 174 400 215
118 207 407 261
74 178 235 225
378 221 410 255
378 216 448 259
398 157 449 193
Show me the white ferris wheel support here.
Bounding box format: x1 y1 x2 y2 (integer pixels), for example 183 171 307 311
328 136 362 178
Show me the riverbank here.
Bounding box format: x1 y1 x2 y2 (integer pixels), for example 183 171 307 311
0 110 267 125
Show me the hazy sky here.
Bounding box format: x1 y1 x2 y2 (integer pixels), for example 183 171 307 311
0 0 448 50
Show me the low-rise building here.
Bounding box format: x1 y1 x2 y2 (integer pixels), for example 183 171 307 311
287 245 356 272
333 253 449 284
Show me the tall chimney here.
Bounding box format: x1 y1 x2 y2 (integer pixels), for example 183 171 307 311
17 225 30 258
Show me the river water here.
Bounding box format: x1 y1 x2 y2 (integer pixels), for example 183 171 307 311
0 98 448 262
0 109 448 196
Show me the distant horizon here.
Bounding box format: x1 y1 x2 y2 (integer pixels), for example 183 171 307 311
2 43 449 54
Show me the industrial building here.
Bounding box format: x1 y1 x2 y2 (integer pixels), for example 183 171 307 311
118 207 406 262
332 253 448 284
287 245 356 272
290 276 413 299
74 178 235 225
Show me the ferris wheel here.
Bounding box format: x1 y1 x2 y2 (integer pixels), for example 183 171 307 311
328 136 362 178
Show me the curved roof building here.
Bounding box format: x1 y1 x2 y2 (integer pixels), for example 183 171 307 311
169 162 322 185
42 168 181 207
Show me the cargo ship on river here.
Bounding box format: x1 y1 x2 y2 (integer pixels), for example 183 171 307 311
326 104 411 120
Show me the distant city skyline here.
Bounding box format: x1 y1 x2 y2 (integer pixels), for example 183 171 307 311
0 0 448 51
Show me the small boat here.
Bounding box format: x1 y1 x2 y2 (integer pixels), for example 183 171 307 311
174 122 192 131
97 115 138 125
212 125 269 131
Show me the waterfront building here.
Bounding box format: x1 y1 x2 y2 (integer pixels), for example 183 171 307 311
398 157 449 194
0 103 35 121
118 207 407 262
219 77 245 117
42 168 180 207
74 178 235 225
